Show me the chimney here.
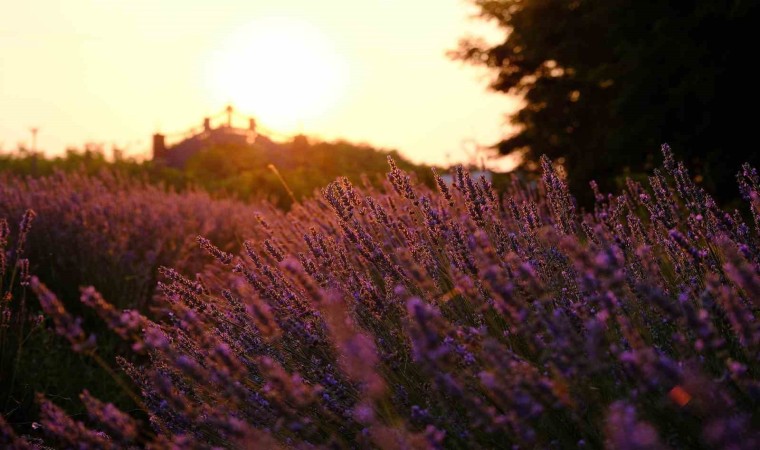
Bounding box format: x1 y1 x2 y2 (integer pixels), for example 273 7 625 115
203 117 211 131
152 133 166 160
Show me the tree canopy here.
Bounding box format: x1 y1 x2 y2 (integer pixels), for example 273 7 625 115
453 0 759 203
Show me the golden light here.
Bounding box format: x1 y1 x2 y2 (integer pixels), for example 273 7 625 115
206 17 348 132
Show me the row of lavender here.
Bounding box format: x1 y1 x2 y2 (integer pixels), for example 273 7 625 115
0 170 276 310
0 171 273 434
2 146 759 448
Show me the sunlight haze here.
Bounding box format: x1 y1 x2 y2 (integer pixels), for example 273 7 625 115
0 0 518 168
206 17 349 132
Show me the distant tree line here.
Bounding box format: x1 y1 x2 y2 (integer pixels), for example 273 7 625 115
0 138 435 209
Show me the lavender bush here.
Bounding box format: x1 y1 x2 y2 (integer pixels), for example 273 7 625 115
0 170 275 431
2 145 760 448
0 170 272 310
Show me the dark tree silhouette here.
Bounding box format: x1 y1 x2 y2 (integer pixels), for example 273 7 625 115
453 0 760 203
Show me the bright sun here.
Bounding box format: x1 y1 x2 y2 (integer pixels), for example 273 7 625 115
206 18 347 132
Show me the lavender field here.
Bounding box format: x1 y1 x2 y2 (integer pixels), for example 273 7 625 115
1 145 759 449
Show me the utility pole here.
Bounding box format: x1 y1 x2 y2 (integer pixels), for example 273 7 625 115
29 127 39 152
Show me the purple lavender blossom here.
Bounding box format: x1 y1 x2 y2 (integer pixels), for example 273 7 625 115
4 149 760 449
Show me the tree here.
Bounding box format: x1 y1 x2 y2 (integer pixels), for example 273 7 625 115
453 0 760 203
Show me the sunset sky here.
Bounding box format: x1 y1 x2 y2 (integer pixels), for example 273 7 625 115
0 0 519 168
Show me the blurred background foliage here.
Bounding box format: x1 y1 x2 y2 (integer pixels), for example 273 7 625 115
0 136 437 210
453 0 759 205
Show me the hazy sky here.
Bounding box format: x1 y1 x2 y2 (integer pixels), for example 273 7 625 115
0 0 518 168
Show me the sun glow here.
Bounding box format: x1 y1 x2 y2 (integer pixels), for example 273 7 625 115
206 18 348 132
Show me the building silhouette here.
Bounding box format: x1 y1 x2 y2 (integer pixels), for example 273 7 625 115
152 105 280 167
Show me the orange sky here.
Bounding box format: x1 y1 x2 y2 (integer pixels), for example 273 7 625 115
0 0 519 169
